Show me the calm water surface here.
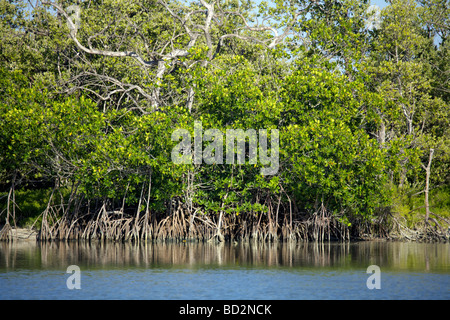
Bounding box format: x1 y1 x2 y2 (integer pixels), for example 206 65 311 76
0 241 448 300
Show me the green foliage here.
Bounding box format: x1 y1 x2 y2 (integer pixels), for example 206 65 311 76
0 188 53 228
391 184 450 228
0 0 448 238
280 62 390 219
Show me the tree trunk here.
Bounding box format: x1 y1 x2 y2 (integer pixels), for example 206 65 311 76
422 148 434 227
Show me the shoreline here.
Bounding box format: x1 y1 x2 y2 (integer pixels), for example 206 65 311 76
0 227 38 241
0 226 448 243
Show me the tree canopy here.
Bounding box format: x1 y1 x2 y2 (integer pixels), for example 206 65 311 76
1 0 449 242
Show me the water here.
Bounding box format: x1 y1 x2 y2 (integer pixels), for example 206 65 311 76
0 241 448 300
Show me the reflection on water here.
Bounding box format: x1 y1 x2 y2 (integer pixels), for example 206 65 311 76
1 241 449 272
0 241 449 300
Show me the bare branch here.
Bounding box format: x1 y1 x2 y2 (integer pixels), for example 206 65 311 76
41 0 305 111
41 0 177 67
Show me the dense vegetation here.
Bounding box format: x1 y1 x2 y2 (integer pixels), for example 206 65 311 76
1 0 449 242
